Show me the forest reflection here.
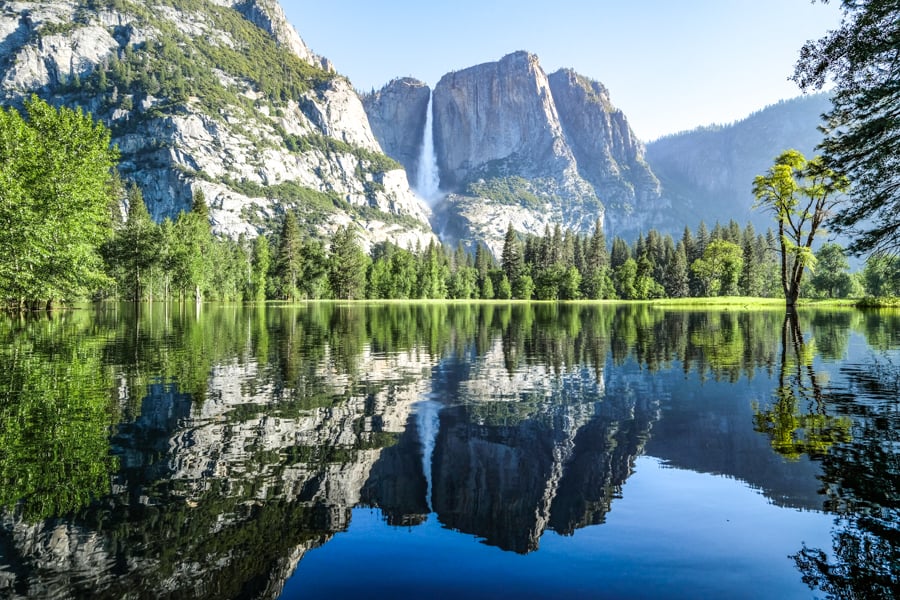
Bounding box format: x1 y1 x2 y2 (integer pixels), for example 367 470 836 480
0 303 896 598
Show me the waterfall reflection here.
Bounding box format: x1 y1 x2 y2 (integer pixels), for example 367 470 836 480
0 304 897 597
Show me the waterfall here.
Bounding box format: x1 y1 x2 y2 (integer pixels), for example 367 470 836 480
415 91 441 203
415 398 441 511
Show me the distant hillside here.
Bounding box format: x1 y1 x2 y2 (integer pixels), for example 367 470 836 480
645 94 831 233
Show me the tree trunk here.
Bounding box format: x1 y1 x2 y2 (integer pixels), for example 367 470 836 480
135 268 142 303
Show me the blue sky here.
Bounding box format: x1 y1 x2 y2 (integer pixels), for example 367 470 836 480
282 1 843 141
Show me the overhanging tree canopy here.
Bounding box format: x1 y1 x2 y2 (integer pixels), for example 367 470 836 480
793 0 900 254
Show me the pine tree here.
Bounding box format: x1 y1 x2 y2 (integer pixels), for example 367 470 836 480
110 183 160 301
739 223 762 297
474 243 494 299
250 233 270 301
416 240 448 299
274 211 303 300
300 239 328 299
610 237 630 270
696 221 710 257
328 225 369 300
666 241 690 298
501 224 525 285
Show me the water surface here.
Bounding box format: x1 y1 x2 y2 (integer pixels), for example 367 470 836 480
0 303 897 598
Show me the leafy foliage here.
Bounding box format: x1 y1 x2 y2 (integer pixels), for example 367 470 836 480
793 0 900 254
0 97 119 308
752 149 849 306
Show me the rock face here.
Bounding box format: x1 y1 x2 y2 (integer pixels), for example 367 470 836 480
362 77 431 187
0 0 435 250
364 51 663 255
432 51 573 189
547 69 663 234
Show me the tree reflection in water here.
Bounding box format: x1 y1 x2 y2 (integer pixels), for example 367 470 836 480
752 312 851 460
792 355 900 599
0 304 896 598
751 310 899 598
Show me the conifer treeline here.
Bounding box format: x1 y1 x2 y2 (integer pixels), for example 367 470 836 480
105 194 790 302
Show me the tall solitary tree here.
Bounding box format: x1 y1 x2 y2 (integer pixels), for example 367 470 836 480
501 224 525 286
793 0 900 254
752 149 849 308
274 211 303 300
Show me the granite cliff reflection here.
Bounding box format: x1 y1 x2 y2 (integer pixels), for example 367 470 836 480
429 336 658 554
0 304 896 598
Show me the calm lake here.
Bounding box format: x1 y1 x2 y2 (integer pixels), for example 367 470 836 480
0 303 897 599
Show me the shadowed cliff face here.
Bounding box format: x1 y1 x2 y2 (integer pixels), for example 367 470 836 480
431 397 658 553
362 78 431 188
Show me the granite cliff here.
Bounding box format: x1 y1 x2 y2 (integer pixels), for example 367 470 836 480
362 77 431 189
0 0 434 250
364 52 663 254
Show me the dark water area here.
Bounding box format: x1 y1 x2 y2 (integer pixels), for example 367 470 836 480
0 303 897 599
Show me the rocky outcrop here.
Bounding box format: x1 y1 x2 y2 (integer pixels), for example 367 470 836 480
226 0 333 71
432 51 573 189
362 77 431 186
0 1 435 250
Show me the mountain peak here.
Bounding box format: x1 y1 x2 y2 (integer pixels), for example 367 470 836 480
226 0 333 71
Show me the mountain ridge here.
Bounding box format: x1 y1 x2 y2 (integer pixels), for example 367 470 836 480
0 1 832 257
645 93 832 233
0 0 435 251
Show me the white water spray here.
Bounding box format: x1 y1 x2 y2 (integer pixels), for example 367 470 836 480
415 91 441 203
415 398 442 511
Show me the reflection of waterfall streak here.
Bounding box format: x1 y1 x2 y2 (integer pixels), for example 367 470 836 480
415 399 442 511
415 92 440 202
